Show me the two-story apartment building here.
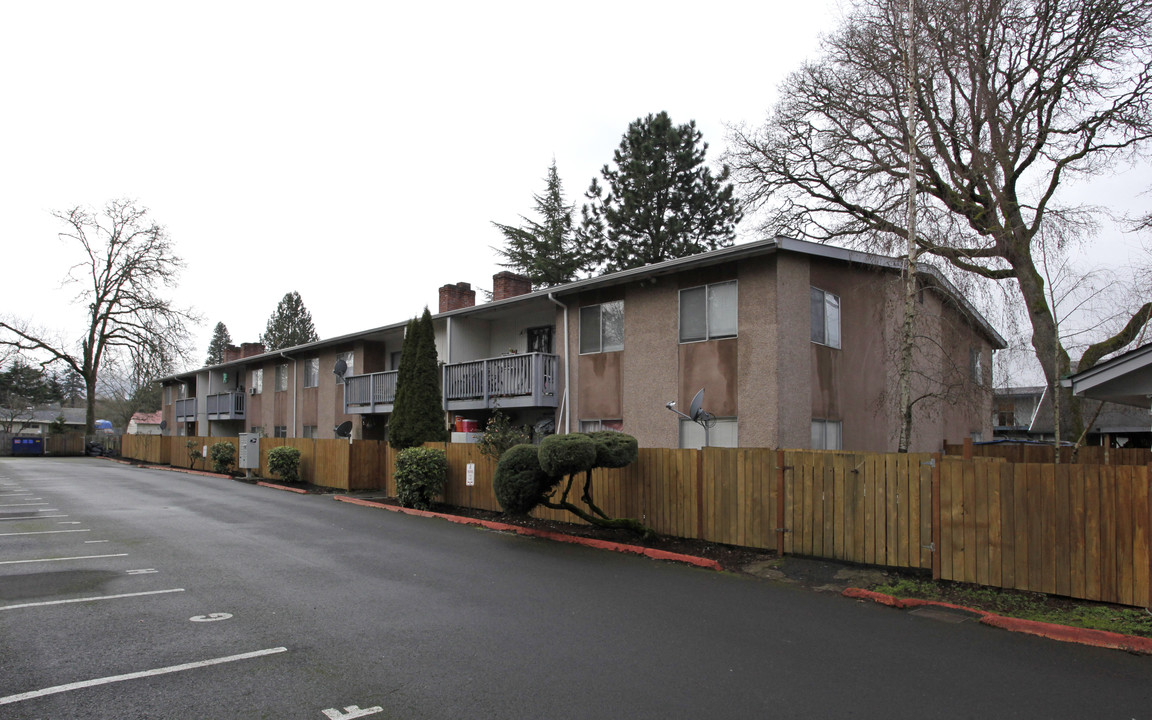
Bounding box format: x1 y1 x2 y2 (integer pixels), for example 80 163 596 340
159 237 1004 452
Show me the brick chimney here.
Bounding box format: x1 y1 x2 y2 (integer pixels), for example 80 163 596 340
240 342 266 358
221 344 243 363
492 271 532 301
439 282 476 312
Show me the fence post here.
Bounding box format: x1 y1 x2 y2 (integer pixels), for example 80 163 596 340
932 452 942 580
776 449 786 556
962 437 973 460
695 449 704 541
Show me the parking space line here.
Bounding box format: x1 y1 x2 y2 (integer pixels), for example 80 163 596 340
0 554 128 565
0 515 66 521
0 588 185 611
0 646 288 705
0 503 49 507
0 529 90 537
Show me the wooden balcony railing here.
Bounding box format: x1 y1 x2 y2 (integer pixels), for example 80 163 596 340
174 397 197 422
206 391 246 420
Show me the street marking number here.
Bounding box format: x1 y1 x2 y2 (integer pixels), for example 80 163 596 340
190 613 233 622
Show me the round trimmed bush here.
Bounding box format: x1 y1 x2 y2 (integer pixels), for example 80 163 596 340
395 446 448 510
538 433 597 478
587 431 638 469
267 446 301 483
494 444 554 515
209 441 236 475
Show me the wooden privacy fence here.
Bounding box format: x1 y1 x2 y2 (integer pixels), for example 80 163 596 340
946 442 1152 466
117 435 1152 607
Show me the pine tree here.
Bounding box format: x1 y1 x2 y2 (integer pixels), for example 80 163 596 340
580 112 741 274
259 292 319 351
205 322 232 365
388 307 447 450
492 160 586 287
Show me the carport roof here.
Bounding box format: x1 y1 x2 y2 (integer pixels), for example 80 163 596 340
1064 343 1152 409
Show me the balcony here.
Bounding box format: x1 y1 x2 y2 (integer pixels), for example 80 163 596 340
174 397 196 422
343 353 559 415
443 352 558 411
206 391 246 420
344 370 398 414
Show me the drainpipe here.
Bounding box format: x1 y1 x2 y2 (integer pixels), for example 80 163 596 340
547 293 570 434
279 352 296 437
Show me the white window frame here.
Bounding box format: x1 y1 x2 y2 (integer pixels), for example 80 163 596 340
579 300 624 354
811 287 841 349
304 358 319 388
678 417 738 449
579 419 623 432
679 280 738 343
251 368 263 394
811 419 843 450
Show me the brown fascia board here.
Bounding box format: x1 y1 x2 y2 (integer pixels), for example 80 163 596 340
159 235 1007 383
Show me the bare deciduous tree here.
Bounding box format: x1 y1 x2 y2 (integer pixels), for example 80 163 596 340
0 199 198 433
727 0 1152 438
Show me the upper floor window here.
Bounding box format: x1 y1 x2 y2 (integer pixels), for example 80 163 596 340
679 281 737 343
335 351 354 384
580 300 624 354
251 368 263 394
177 384 188 399
275 364 289 392
970 348 984 386
164 386 173 405
304 358 319 388
811 287 841 349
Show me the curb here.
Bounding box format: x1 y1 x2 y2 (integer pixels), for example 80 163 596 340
257 481 310 494
842 587 1152 654
333 495 723 571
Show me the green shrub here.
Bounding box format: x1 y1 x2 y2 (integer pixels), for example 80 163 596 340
477 410 531 462
493 444 554 515
185 440 203 470
209 442 236 475
395 446 448 510
538 433 597 478
267 446 302 483
587 431 638 469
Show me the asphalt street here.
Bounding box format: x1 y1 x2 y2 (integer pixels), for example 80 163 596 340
1 456 1150 719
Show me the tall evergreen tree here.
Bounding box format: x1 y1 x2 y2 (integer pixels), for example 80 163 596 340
389 307 447 450
492 160 586 287
205 322 232 365
580 112 741 274
259 292 318 351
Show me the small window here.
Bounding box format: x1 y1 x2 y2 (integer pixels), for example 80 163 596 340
579 300 624 354
336 352 354 384
810 287 841 349
274 425 287 438
679 281 737 342
249 426 263 437
579 419 623 432
811 419 842 450
970 348 984 386
302 425 317 439
164 386 173 405
178 384 188 399
251 368 263 394
275 364 288 392
679 417 738 449
304 358 319 388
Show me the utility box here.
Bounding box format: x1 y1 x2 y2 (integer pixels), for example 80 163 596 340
238 433 260 469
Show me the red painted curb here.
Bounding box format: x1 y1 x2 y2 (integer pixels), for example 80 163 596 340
843 587 1152 654
333 495 723 571
257 481 309 494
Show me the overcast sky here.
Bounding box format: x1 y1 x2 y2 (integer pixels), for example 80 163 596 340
2 1 1148 380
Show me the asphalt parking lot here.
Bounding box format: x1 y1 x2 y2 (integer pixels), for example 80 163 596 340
3 457 1152 719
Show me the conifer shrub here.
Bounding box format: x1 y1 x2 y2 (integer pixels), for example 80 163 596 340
586 430 638 468
395 446 447 510
537 433 597 478
267 446 302 483
493 443 554 515
209 441 236 475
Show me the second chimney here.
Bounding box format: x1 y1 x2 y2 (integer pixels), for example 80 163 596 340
439 282 476 312
492 271 533 301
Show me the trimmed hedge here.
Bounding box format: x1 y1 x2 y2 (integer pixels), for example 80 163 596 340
395 446 448 510
267 446 301 483
493 443 554 515
538 433 597 478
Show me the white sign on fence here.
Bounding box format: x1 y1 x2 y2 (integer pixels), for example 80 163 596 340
466 463 475 487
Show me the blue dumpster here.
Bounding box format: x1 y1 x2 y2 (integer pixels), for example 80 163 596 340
12 437 44 456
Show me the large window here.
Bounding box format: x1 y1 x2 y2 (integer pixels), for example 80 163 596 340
679 281 737 343
811 419 842 450
251 368 263 394
810 287 841 348
336 351 354 384
275 364 288 392
679 417 738 449
304 358 319 388
579 300 624 354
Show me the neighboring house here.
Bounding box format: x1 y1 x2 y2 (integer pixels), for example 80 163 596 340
157 237 1004 452
1062 343 1152 448
0 406 86 436
127 411 163 435
992 386 1045 440
995 382 1151 449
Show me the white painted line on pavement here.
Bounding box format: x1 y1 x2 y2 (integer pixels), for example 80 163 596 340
0 588 185 610
0 646 288 705
84 539 108 543
0 529 90 537
57 521 81 524
0 515 66 521
0 503 49 507
0 553 128 565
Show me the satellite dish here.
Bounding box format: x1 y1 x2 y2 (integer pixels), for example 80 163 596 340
335 420 353 438
333 358 347 377
160 420 168 431
688 388 705 422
